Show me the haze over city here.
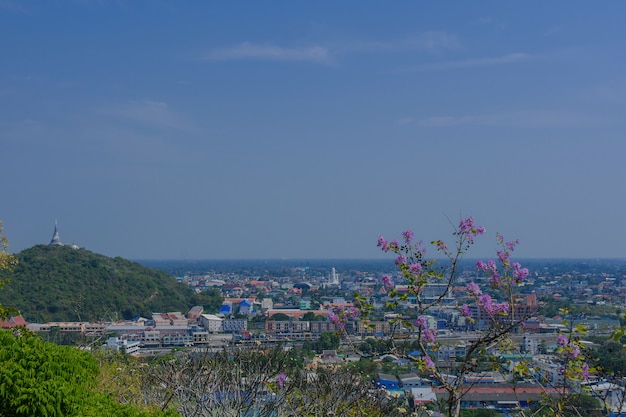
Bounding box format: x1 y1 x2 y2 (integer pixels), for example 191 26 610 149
2 2 625 260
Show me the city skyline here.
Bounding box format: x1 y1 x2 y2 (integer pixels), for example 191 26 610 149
2 2 626 260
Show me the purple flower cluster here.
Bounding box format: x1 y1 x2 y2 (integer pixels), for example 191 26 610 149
458 216 485 243
409 262 422 274
466 282 482 297
377 236 389 252
276 373 286 388
477 260 501 286
402 229 414 245
328 306 359 330
344 307 359 321
557 334 581 358
395 254 407 266
478 294 509 317
420 355 436 373
377 236 399 253
328 310 342 328
477 235 529 288
415 315 436 343
512 262 529 283
381 274 394 288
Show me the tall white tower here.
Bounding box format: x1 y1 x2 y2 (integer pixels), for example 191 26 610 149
330 267 339 286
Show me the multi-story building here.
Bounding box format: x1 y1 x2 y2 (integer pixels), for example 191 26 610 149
223 319 247 333
199 314 223 332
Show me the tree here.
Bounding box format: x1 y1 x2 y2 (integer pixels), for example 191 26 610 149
142 346 405 417
0 329 179 417
0 221 17 319
191 288 223 314
270 313 290 321
331 217 592 417
0 329 97 416
301 311 324 322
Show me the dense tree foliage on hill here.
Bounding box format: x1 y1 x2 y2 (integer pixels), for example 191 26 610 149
0 245 194 322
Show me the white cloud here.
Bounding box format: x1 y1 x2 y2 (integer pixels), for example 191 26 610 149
412 110 613 128
203 32 459 65
399 52 530 72
99 100 191 130
338 31 460 54
204 42 332 64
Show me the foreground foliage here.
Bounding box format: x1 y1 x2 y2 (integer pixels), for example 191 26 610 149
0 330 176 417
143 346 405 417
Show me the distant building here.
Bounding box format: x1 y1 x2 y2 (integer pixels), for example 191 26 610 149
199 314 223 332
105 337 141 355
188 306 204 321
152 312 188 327
0 315 28 329
49 221 63 246
239 299 253 315
48 221 79 249
223 319 247 333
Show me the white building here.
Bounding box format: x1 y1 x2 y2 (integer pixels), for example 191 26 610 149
105 337 141 355
199 314 223 332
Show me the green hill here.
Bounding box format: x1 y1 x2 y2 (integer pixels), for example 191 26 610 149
0 245 193 323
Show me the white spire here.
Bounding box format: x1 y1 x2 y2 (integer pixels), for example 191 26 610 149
49 220 63 246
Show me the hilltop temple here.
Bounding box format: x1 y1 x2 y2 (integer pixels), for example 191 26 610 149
49 221 63 246
49 221 79 249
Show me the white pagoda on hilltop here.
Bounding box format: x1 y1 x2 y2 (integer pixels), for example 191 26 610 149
49 221 80 249
49 220 63 246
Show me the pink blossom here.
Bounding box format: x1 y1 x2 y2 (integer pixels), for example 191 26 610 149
416 316 428 329
569 344 581 359
421 355 436 372
466 282 482 296
497 250 510 266
460 304 471 317
395 254 407 266
557 334 568 346
381 274 394 288
409 262 422 274
479 294 493 311
488 273 501 287
513 263 529 282
581 363 590 380
377 236 389 252
492 302 509 314
345 307 359 321
504 239 519 252
458 216 485 243
328 311 343 329
423 329 436 343
276 373 286 388
402 229 414 245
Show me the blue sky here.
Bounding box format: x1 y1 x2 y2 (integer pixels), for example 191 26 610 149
2 1 625 260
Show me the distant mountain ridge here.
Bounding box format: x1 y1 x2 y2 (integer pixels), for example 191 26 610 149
0 245 193 323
